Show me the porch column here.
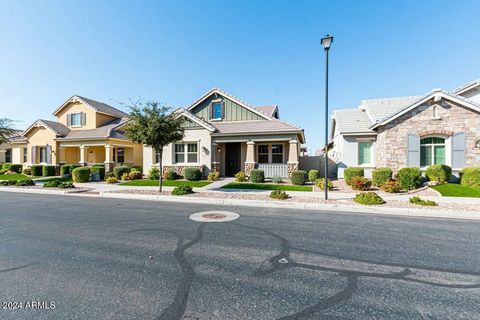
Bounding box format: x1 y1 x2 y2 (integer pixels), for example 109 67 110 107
287 139 299 178
104 144 114 172
244 141 256 177
58 147 66 165
79 145 88 166
211 142 220 173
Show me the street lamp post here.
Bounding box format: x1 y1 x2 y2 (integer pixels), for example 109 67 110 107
321 34 333 200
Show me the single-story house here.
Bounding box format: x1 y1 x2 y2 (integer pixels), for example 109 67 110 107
331 79 480 178
10 95 143 171
0 131 22 164
143 88 306 178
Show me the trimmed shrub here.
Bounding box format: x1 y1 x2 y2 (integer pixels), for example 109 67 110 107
353 192 385 205
308 170 320 183
91 166 106 181
30 165 43 177
128 171 143 180
163 170 177 181
291 170 307 186
6 164 23 173
350 176 372 191
15 179 35 187
184 168 201 181
91 164 105 168
372 167 393 187
396 167 423 190
113 166 131 180
207 171 220 182
172 185 194 195
344 167 364 185
0 168 8 174
270 189 289 200
250 169 265 183
43 180 74 188
121 172 130 181
425 164 452 183
316 178 333 191
380 180 401 193
0 180 17 186
131 166 142 172
60 165 71 176
72 167 91 183
106 176 118 184
42 165 56 177
105 171 115 180
2 163 11 170
22 168 32 175
459 167 480 189
148 167 160 180
234 171 246 182
272 175 283 184
409 196 437 206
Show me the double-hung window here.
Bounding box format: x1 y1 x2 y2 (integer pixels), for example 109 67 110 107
69 113 83 126
39 147 47 163
5 149 12 163
211 101 223 120
174 142 198 163
420 137 445 166
358 141 372 165
113 148 125 163
23 147 28 163
271 144 283 163
257 145 269 163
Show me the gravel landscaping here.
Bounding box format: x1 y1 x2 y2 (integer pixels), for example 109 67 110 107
107 189 479 212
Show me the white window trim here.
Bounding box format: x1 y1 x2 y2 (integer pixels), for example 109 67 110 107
173 142 199 164
69 113 83 127
357 139 374 167
419 137 447 169
210 99 224 121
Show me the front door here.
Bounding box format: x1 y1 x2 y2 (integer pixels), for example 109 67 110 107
225 143 241 177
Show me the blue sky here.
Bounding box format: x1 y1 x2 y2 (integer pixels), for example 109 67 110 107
1 0 479 152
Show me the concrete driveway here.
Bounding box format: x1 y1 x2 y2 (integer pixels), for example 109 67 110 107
1 192 479 319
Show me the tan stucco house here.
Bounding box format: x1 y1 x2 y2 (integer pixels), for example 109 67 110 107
331 79 480 178
10 95 143 171
143 88 305 178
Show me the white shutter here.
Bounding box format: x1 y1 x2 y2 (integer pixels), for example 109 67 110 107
46 145 52 164
31 146 36 164
67 114 71 126
81 112 86 126
451 132 465 169
407 134 420 167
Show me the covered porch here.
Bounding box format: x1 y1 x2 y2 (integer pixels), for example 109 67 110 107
212 137 299 178
58 142 137 171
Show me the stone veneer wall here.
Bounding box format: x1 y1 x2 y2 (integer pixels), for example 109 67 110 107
244 163 255 177
162 165 204 178
287 162 299 178
375 99 480 172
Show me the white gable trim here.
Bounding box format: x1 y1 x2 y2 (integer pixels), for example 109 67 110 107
187 88 271 120
453 79 480 95
175 109 216 132
22 120 59 136
371 90 480 129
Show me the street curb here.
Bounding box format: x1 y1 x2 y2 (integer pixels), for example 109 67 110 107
0 187 89 195
98 191 480 221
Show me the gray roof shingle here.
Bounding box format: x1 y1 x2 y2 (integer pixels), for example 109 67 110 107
333 109 375 134
40 119 70 136
56 118 126 140
254 105 277 117
75 95 128 118
360 95 422 123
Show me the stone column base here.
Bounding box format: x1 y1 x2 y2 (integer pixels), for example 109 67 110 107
244 162 256 177
287 162 299 178
104 162 115 172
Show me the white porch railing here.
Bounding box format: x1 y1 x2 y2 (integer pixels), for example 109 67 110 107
257 163 288 178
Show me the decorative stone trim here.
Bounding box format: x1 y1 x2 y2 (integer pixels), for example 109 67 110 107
162 165 204 178
417 129 454 137
287 162 299 178
244 162 256 177
104 162 114 172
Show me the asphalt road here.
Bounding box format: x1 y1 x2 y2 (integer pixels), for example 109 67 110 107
0 192 479 320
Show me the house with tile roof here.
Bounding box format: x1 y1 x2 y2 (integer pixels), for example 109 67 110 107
143 88 306 178
9 95 143 171
330 79 480 178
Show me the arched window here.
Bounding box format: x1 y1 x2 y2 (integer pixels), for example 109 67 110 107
420 137 445 166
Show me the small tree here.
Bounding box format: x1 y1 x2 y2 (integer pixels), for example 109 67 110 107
124 101 184 192
0 118 16 145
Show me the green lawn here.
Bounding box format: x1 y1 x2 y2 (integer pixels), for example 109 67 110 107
120 179 212 188
0 173 30 181
34 176 73 183
431 183 480 198
222 182 313 192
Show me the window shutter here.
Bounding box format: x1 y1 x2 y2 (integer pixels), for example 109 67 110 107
67 114 71 126
46 145 52 164
407 133 420 167
81 112 86 126
31 146 36 164
451 132 465 169
221 101 225 119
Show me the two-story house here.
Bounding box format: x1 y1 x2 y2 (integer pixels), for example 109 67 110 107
143 88 306 178
10 95 143 171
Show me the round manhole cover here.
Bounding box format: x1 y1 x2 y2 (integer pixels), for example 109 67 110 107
189 211 240 223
